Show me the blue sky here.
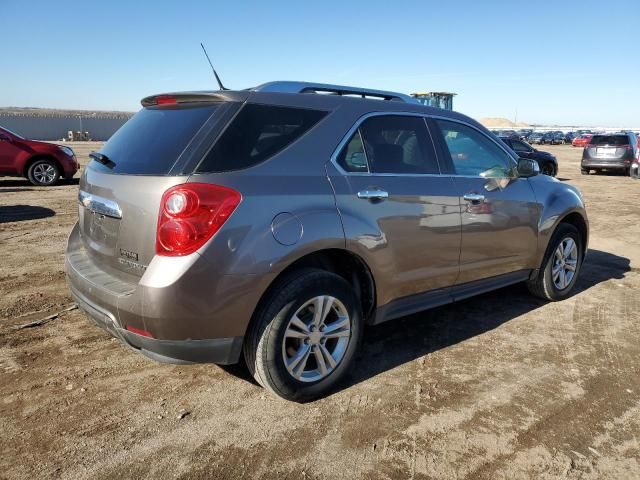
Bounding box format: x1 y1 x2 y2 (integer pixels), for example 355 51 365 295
1 0 639 126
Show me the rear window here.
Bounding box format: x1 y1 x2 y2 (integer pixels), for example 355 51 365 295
94 104 218 175
196 103 327 172
589 135 629 146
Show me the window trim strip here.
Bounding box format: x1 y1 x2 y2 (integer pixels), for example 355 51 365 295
329 112 519 178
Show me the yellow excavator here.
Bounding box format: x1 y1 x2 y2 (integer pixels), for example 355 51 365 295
410 92 456 110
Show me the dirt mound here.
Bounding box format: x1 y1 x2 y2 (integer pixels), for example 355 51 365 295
480 117 531 128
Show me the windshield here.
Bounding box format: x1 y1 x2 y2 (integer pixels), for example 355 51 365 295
0 126 24 139
93 104 219 175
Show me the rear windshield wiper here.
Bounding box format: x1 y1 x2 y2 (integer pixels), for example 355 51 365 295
89 152 116 169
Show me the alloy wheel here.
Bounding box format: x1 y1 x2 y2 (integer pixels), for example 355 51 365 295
552 237 578 290
33 163 57 184
282 295 351 383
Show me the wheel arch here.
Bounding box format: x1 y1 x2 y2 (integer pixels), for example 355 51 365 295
22 154 63 178
557 211 588 258
536 207 589 270
248 248 377 332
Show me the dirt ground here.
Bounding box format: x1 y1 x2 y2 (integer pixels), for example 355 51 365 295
1 143 639 480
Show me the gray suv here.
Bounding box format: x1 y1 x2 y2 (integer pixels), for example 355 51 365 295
581 132 639 175
65 81 589 401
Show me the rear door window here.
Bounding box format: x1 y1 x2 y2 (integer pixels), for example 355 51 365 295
197 104 327 172
358 115 439 174
95 104 219 175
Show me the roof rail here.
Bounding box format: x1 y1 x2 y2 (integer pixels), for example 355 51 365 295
251 81 419 104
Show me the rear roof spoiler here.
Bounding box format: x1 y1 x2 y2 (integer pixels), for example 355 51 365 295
140 91 242 107
141 81 420 107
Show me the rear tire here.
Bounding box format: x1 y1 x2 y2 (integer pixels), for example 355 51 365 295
527 223 583 301
27 159 60 186
244 268 363 402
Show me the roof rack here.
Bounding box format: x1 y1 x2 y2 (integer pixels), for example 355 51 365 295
251 81 419 104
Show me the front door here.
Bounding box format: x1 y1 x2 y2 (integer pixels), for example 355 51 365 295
429 118 539 285
328 114 461 306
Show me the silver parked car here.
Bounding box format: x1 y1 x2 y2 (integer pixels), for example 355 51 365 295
65 81 589 401
581 132 639 175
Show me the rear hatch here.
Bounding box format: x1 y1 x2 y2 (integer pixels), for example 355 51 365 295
585 134 632 162
77 95 241 279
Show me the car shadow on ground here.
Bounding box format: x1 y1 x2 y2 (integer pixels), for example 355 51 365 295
221 249 631 397
592 170 629 176
0 205 56 223
0 178 79 189
335 248 630 396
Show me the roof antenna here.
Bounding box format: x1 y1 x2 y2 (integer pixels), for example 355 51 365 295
200 42 228 91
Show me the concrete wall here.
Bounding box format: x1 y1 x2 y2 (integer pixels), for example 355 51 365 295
0 114 132 141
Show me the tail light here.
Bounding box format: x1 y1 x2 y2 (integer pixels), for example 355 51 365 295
155 95 177 105
156 183 241 256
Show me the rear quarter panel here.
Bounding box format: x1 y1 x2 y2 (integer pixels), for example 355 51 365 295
192 171 346 276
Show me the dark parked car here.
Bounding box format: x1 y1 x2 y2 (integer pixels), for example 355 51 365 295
519 129 533 139
542 132 564 145
564 132 577 143
65 81 588 401
581 132 639 175
500 136 558 176
528 132 544 144
537 132 554 145
0 126 78 185
501 129 518 138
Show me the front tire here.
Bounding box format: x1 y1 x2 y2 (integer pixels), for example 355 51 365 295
244 269 363 402
527 223 583 301
27 159 60 186
540 163 555 176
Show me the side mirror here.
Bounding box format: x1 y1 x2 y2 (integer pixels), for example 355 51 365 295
517 158 539 178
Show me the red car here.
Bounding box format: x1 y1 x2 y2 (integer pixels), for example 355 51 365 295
572 134 593 147
0 126 79 185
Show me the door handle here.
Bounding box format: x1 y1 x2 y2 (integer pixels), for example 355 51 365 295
357 189 389 200
463 193 485 203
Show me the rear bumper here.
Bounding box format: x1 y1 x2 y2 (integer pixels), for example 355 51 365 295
581 159 629 169
68 280 243 364
64 222 272 365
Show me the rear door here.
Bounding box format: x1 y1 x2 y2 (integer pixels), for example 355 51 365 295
429 118 539 285
77 101 239 279
329 114 461 306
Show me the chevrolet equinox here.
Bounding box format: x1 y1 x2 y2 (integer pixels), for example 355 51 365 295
65 82 589 401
